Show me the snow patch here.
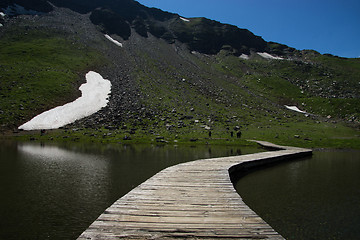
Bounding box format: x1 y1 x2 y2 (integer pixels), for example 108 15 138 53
105 34 123 47
285 105 307 114
180 17 190 22
257 52 284 60
0 12 5 17
239 54 249 60
18 71 112 130
0 24 3 27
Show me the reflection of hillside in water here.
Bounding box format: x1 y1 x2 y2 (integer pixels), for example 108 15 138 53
18 143 102 162
17 142 111 203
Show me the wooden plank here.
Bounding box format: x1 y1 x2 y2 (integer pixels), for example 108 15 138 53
77 141 312 239
102 210 257 218
107 205 254 213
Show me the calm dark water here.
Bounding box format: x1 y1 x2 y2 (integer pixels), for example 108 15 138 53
235 150 360 240
0 140 263 240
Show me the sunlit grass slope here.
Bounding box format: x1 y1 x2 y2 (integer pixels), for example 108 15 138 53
0 27 102 131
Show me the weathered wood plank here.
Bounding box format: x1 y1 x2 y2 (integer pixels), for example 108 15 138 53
77 141 312 239
102 210 257 218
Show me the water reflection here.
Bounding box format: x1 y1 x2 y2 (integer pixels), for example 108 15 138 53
18 143 100 162
1 141 262 240
2 143 113 240
236 150 360 240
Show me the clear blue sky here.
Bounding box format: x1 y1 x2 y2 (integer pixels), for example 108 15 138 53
137 0 360 58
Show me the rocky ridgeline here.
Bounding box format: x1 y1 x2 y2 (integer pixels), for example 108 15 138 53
1 0 281 56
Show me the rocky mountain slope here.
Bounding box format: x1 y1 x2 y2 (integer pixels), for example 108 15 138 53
0 0 359 148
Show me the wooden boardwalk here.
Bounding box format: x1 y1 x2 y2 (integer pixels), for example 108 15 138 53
78 141 312 239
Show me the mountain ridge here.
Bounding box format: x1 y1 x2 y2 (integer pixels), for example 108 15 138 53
0 0 359 148
1 0 288 56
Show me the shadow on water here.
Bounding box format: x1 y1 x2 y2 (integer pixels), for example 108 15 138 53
235 149 360 240
0 140 263 240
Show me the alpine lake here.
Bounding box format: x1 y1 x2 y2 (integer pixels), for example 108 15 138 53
0 140 359 240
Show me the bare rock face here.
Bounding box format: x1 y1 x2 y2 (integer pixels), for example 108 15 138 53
0 0 53 15
1 0 273 56
5 0 268 56
169 17 267 55
90 8 131 40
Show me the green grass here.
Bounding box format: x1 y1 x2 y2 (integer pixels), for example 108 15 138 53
214 52 359 118
244 120 360 149
9 118 360 149
301 97 360 120
0 27 103 131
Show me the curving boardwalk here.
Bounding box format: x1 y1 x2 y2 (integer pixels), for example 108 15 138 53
78 141 312 239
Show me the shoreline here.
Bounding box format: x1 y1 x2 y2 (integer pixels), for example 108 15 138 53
2 128 360 149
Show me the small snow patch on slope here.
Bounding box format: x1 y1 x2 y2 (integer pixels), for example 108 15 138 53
257 52 284 60
285 105 307 114
239 54 249 60
18 71 111 130
105 34 123 47
180 17 190 22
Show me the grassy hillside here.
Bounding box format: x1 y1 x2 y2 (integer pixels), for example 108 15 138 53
0 27 103 131
1 13 359 149
122 44 359 148
215 51 360 122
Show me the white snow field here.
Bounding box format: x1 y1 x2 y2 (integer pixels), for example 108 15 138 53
257 52 284 60
105 34 123 47
285 105 307 114
18 71 111 130
0 12 4 27
239 54 250 60
180 17 190 22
